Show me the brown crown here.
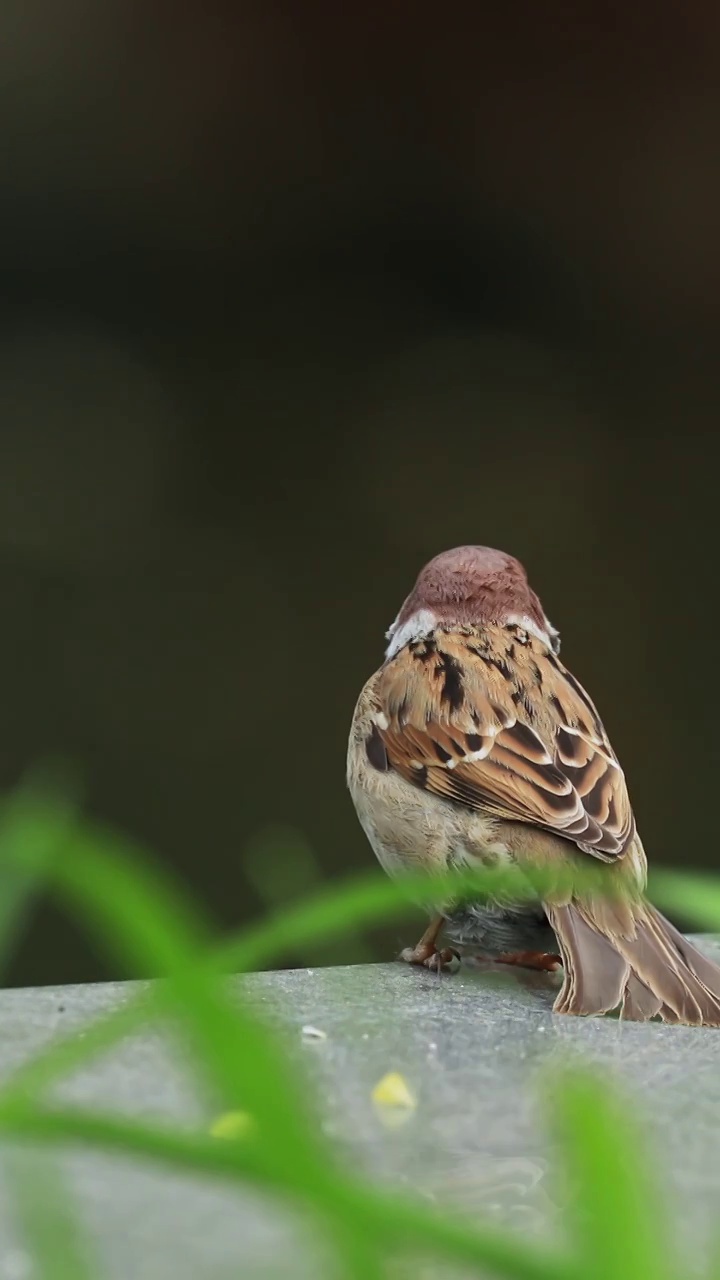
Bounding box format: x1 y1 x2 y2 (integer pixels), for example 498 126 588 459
396 545 547 631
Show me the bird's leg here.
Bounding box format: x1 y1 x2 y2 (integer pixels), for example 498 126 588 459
399 915 460 972
495 950 562 973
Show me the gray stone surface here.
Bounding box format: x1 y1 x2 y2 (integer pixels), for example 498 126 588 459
1 946 720 1278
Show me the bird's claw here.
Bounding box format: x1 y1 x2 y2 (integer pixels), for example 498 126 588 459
399 944 461 973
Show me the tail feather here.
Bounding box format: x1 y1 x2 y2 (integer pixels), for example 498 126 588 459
546 903 630 1017
546 899 720 1026
621 972 664 1022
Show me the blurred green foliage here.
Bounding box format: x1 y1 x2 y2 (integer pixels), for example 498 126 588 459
0 776 718 1279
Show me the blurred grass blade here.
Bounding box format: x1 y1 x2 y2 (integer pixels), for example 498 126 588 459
8 855 720 1114
0 784 580 1280
0 860 46 976
217 863 546 974
0 870 430 1110
240 825 379 967
1 990 156 1105
0 779 715 1280
330 1222 385 1280
651 871 720 934
218 871 423 972
48 827 333 1181
0 1103 577 1280
216 859 632 975
0 774 79 976
0 861 605 1115
243 823 322 906
5 1149 95 1280
547 1067 676 1280
1 795 387 1275
707 1233 720 1280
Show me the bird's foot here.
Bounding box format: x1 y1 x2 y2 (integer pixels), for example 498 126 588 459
399 943 461 973
495 950 562 973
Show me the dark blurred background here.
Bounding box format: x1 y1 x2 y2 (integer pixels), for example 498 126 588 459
2 2 720 985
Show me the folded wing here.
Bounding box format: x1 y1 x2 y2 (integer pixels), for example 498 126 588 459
376 628 635 862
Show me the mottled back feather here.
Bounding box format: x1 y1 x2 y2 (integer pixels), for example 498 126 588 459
376 624 635 861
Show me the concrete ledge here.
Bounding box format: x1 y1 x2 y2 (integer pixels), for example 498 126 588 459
1 942 720 1278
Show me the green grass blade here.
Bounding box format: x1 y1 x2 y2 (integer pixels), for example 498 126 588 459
4 1150 96 1280
7 856 720 1117
0 866 489 1111
547 1067 676 1280
0 870 431 1111
329 1221 386 1280
0 782 578 1280
0 777 78 976
218 871 426 971
0 989 155 1107
213 857 638 976
0 798 386 1275
1 782 715 1280
47 829 336 1187
651 871 720 934
216 864 546 974
0 1102 577 1280
707 1234 720 1280
0 843 566 1115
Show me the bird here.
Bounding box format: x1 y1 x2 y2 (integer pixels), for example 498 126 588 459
347 544 720 1025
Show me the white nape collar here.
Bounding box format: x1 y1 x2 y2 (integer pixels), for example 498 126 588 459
385 608 560 659
385 608 438 660
504 612 559 652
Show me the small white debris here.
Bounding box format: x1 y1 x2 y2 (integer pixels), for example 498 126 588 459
301 1024 327 1041
361 1032 370 1040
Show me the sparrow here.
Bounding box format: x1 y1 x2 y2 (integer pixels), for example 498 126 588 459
347 545 720 1024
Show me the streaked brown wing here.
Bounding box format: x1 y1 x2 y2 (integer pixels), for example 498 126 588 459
376 627 635 861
